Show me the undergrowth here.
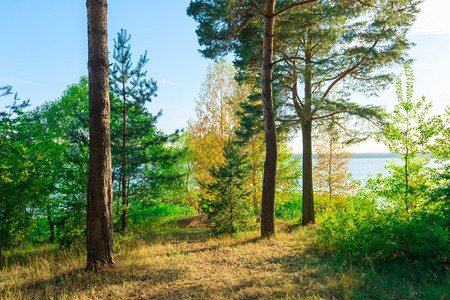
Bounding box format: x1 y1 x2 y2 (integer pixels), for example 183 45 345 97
1 220 448 299
315 194 449 267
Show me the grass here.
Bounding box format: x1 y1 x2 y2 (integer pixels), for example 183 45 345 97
1 221 448 299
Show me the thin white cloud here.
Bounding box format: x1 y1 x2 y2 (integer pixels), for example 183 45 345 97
156 78 187 87
0 76 60 88
410 0 450 35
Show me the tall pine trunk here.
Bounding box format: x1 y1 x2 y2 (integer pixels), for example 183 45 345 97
86 0 115 271
302 52 315 225
120 83 128 231
260 0 277 238
302 121 315 225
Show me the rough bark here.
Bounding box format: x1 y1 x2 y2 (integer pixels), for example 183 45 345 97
260 0 277 238
86 0 115 271
302 122 315 225
302 53 315 225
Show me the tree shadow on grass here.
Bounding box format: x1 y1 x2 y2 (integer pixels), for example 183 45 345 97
1 245 63 269
269 235 450 299
140 226 212 244
135 225 262 256
176 236 262 256
126 277 292 299
17 264 185 299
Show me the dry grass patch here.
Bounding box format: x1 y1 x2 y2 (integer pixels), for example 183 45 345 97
1 222 448 299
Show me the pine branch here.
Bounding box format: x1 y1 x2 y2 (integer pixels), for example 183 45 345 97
251 0 266 16
274 0 318 17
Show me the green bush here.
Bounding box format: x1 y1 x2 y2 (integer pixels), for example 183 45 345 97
128 202 197 227
275 193 302 220
316 195 449 266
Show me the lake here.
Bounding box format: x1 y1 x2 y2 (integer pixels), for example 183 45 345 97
292 153 436 183
347 153 401 182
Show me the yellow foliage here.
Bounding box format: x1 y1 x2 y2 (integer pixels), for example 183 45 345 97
313 128 358 202
1 176 13 184
187 61 251 189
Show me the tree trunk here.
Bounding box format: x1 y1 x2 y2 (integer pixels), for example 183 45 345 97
260 0 277 238
251 139 260 222
302 51 315 225
121 82 128 231
328 139 332 202
229 187 234 232
404 150 409 211
0 224 3 262
46 204 55 242
86 0 115 271
0 222 3 260
302 121 315 225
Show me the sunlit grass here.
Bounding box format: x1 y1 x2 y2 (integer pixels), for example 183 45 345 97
1 221 448 299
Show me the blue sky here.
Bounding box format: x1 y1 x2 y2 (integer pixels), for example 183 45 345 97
1 0 449 153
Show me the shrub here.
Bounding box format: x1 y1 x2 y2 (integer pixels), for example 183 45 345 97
316 194 449 266
128 202 197 227
274 193 302 220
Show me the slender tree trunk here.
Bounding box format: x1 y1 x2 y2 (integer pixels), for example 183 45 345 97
404 150 409 211
404 119 410 211
302 52 315 225
260 0 277 238
251 139 260 222
229 187 234 232
46 204 55 242
86 0 115 271
328 139 332 202
185 165 202 213
120 83 128 231
0 222 3 262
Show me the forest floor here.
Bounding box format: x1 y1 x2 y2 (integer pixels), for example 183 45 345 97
0 221 448 299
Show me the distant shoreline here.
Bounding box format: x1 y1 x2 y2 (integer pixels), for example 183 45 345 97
292 153 403 159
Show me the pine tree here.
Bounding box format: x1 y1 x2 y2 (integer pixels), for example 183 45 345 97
271 0 419 224
86 0 115 271
109 29 179 231
235 97 302 222
188 0 319 237
200 140 252 236
188 0 419 233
